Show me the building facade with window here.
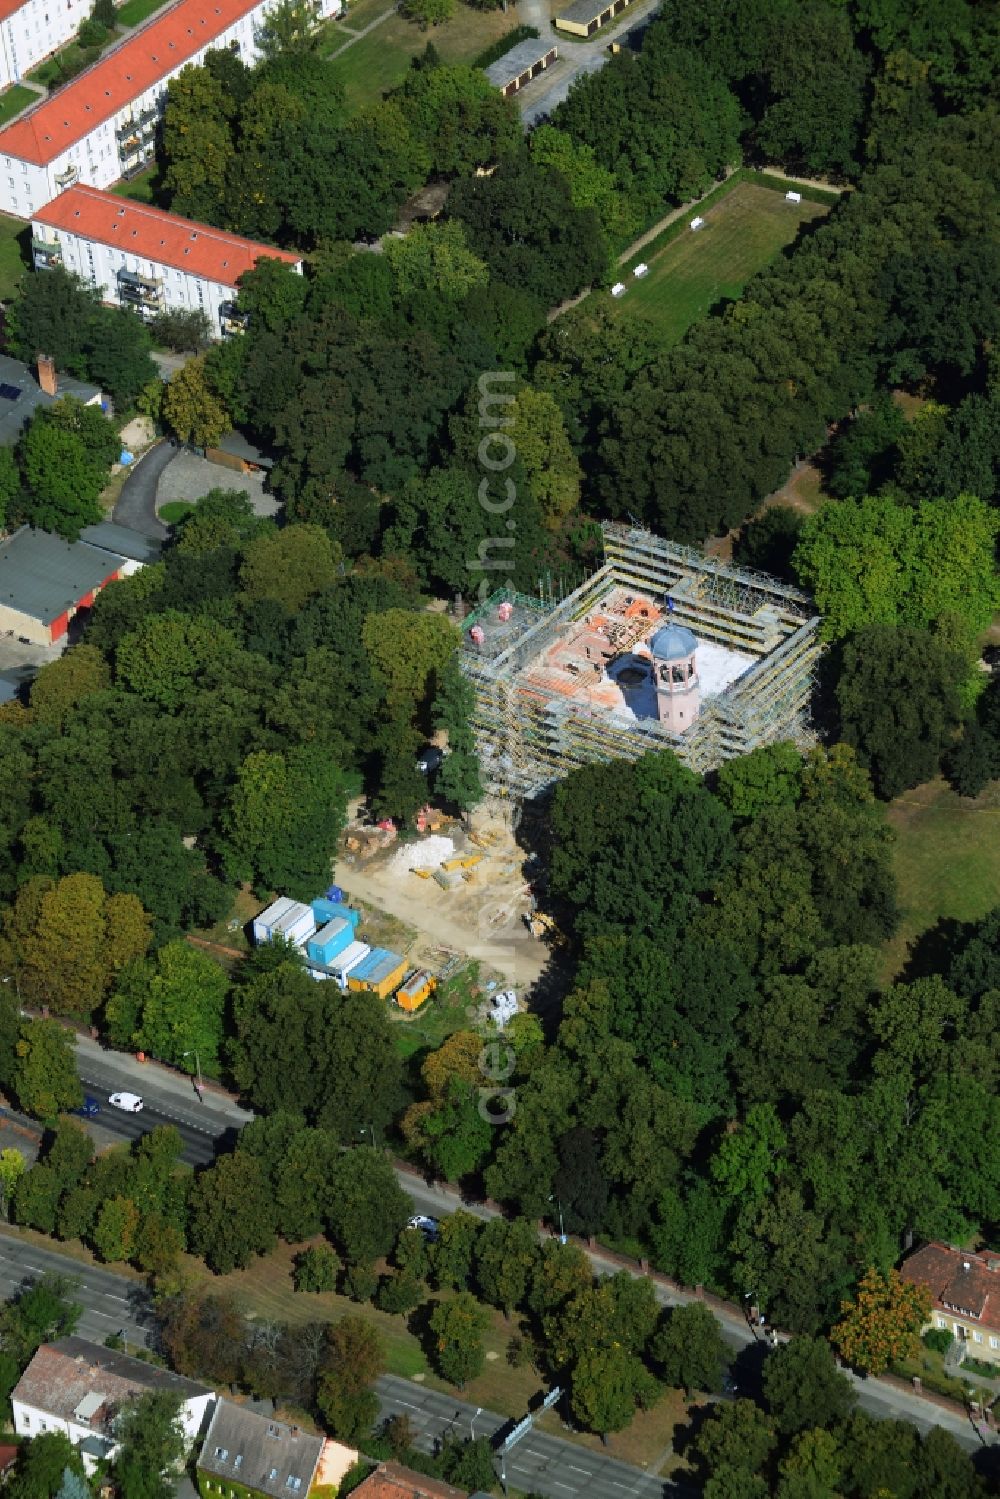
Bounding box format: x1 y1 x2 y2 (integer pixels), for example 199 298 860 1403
0 0 94 90
901 1241 1000 1366
196 1402 341 1499
0 0 342 218
31 183 301 334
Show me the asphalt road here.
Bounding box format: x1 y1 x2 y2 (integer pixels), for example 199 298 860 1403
376 1374 682 1499
112 438 172 539
0 1230 152 1348
69 1044 996 1458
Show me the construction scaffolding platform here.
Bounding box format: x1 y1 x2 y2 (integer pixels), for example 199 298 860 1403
461 522 824 799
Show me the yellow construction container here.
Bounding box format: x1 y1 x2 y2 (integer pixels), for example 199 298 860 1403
411 867 434 878
347 949 408 1000
396 970 437 1013
441 853 484 871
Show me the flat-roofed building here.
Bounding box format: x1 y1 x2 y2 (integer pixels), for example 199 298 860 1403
0 0 343 218
554 0 634 37
0 0 93 90
31 184 302 334
483 37 558 97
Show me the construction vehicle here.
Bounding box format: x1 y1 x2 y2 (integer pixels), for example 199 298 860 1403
525 910 558 940
411 867 434 879
441 853 484 872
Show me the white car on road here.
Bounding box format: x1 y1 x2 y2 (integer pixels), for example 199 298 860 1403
108 1092 144 1113
407 1215 439 1239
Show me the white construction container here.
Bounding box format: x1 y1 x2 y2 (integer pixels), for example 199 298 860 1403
253 896 315 948
330 940 371 990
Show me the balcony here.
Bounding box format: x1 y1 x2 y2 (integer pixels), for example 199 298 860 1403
219 301 248 337
31 237 62 269
53 164 79 189
118 268 164 315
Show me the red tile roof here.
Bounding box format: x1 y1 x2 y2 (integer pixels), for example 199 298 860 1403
0 0 260 165
901 1241 1000 1334
34 185 299 287
352 1463 469 1499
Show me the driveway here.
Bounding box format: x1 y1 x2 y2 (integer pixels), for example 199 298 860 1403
112 440 172 540
518 0 662 126
155 449 279 520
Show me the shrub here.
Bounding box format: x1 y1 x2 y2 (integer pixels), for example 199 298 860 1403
294 1243 339 1293
342 1263 379 1303
922 1327 952 1356
78 17 108 45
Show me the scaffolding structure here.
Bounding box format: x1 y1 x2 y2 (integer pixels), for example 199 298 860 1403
462 521 824 800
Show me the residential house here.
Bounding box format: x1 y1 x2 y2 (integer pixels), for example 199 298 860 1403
0 351 102 448
31 185 302 335
0 0 93 91
0 525 129 643
901 1241 1000 1365
196 1401 357 1499
11 1336 214 1473
0 0 343 219
350 1463 470 1499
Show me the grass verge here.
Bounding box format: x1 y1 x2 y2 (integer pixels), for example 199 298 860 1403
882 776 1000 981
117 0 172 24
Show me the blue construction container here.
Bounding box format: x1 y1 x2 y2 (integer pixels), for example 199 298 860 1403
306 917 354 966
312 897 362 928
325 885 344 903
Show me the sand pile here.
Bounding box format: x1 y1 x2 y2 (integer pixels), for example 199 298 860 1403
389 835 456 876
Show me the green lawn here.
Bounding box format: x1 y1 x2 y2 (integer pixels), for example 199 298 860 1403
117 0 171 25
883 777 1000 980
111 167 160 203
28 42 101 87
0 84 37 127
324 3 521 112
0 212 30 300
610 180 831 346
158 500 195 525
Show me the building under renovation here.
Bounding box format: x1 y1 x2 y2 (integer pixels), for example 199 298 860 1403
462 522 823 800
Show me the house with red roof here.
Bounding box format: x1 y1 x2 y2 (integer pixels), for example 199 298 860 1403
0 0 342 218
31 184 301 335
0 0 93 91
901 1241 1000 1365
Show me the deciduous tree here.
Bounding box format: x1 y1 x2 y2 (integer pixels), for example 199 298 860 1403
832 1266 930 1376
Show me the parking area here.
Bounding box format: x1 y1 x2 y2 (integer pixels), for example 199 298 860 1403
155 449 280 520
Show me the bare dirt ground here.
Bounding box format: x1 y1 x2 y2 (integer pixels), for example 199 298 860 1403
334 815 548 988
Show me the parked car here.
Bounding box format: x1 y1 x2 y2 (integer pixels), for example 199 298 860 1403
108 1092 143 1113
415 745 444 774
407 1214 439 1240
73 1096 100 1119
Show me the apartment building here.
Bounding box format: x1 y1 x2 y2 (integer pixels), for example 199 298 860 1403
0 0 93 90
32 183 301 334
0 0 342 218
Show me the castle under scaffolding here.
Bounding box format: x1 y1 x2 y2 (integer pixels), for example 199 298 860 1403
461 521 824 801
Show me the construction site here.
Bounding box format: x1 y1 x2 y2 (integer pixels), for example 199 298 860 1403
461 521 825 799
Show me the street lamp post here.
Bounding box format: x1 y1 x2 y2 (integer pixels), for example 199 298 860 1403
471 1406 482 1442
359 1123 377 1149
744 1290 759 1341
182 1049 203 1100
547 1194 566 1244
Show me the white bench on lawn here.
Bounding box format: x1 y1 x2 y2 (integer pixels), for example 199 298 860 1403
611 281 627 297
690 215 705 230
634 262 649 278
785 190 802 203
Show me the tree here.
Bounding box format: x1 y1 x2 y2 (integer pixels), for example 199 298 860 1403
17 411 108 538
474 1217 538 1315
254 0 321 57
222 743 348 897
733 507 805 583
30 647 110 729
187 1152 278 1273
316 1315 385 1442
111 941 229 1074
383 221 487 303
832 1267 931 1376
775 1427 843 1499
55 1468 92 1499
395 64 519 177
161 355 230 447
117 611 241 710
239 525 340 614
693 1399 777 1483
761 1336 856 1436
236 257 308 334
294 1243 340 1293
714 742 802 821
0 1274 81 1365
84 306 156 411
7 1434 88 1499
450 157 608 305
326 1150 411 1266
651 1303 727 1396
0 1147 25 1218
162 65 235 222
429 1292 490 1387
92 1195 141 1264
570 1342 658 1436
12 1020 82 1122
400 0 454 28
793 494 1000 648
7 268 101 371
430 1210 481 1291
111 1390 186 1499
12 873 151 1018
149 309 212 354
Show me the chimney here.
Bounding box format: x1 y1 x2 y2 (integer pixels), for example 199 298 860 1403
37 354 57 397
